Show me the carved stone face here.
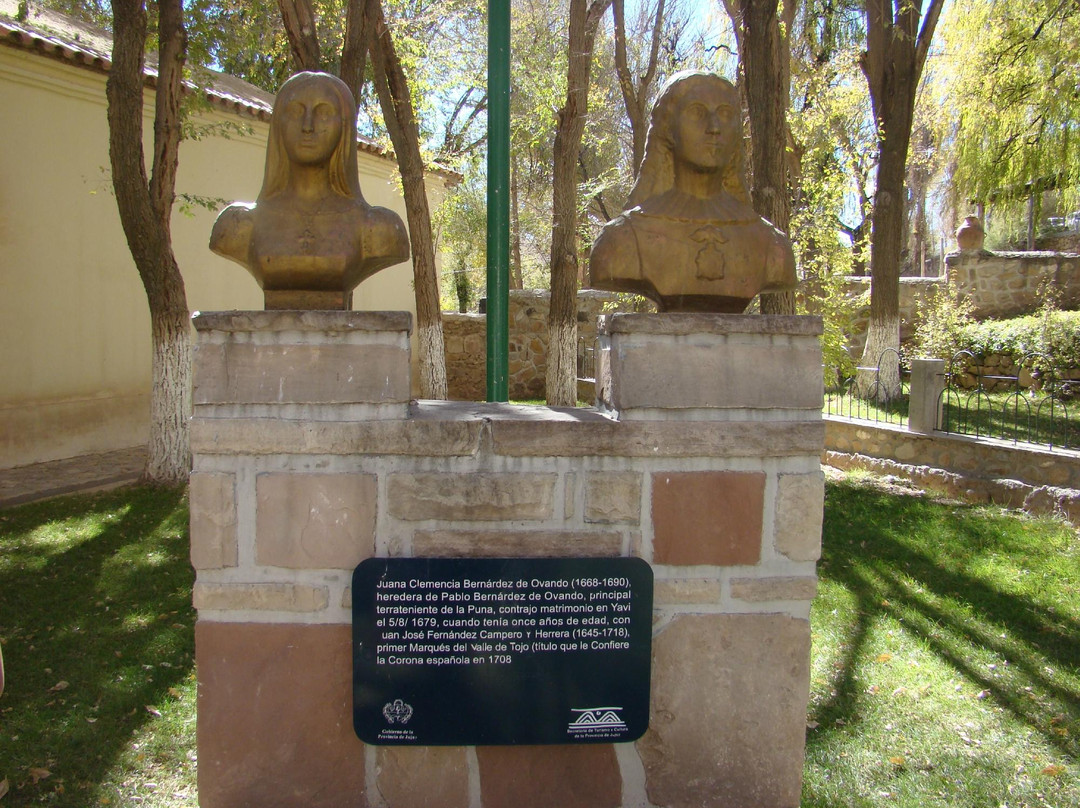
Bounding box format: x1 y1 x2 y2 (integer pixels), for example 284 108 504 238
280 81 344 167
671 81 739 173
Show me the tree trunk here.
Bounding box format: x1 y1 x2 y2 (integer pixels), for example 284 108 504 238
511 162 524 290
340 0 370 104
858 0 944 401
367 0 447 399
278 0 321 71
546 0 612 406
613 0 665 177
740 0 796 315
107 0 191 484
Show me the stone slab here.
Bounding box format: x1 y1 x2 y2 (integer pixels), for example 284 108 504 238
193 309 412 334
190 417 483 456
604 334 823 412
190 414 825 459
639 614 810 808
189 472 238 570
490 419 826 458
196 622 366 808
730 576 818 602
388 473 556 521
600 313 824 337
193 582 329 612
375 747 469 808
651 471 764 566
774 471 825 562
413 530 622 557
653 577 722 605
256 473 376 568
193 343 410 405
476 745 621 808
584 471 642 524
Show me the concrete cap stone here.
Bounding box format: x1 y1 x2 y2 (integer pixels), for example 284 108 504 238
600 312 823 337
192 309 413 334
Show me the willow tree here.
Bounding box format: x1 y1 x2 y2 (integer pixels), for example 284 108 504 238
943 0 1080 237
107 0 191 483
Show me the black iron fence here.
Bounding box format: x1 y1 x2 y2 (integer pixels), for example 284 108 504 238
824 348 910 427
939 350 1080 449
577 337 597 381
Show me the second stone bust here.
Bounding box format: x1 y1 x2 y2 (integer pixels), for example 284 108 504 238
210 72 409 310
590 71 796 313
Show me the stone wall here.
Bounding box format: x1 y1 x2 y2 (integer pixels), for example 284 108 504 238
443 290 642 401
824 417 1080 490
835 251 1080 360
189 310 825 808
946 250 1080 319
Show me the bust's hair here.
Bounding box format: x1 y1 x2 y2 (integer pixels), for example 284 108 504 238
259 71 365 202
625 71 749 210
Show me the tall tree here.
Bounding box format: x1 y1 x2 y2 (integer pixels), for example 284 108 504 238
546 0 612 407
107 0 191 483
366 0 447 398
731 0 799 314
857 0 943 397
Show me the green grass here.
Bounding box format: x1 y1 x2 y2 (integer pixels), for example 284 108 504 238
805 472 1080 806
0 478 1077 806
0 486 196 807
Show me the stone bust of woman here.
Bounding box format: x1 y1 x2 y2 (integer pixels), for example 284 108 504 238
590 71 796 312
210 71 409 310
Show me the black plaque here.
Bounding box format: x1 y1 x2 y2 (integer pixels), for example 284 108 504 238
352 557 653 745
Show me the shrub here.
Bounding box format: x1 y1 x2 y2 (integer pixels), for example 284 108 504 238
959 310 1080 367
913 285 975 360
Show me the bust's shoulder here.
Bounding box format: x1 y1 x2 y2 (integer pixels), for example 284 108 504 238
361 205 409 265
590 211 642 283
210 203 256 261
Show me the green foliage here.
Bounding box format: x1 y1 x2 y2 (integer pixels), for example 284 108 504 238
942 0 1080 216
912 284 976 361
942 309 1080 369
789 94 865 387
800 266 863 387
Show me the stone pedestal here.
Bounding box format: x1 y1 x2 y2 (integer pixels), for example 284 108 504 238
190 310 824 808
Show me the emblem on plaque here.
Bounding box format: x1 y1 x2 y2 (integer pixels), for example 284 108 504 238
382 699 414 725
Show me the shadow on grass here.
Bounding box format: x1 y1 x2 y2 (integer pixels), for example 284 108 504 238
808 480 1080 764
0 485 195 805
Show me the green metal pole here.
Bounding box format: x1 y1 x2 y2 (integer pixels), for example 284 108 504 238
486 0 510 402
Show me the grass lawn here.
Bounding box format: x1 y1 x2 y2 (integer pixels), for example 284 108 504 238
0 475 1077 806
0 487 196 806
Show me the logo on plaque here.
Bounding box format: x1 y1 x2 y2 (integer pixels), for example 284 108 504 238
567 706 629 740
382 699 414 725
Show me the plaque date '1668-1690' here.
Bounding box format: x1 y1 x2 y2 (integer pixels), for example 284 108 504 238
352 557 654 746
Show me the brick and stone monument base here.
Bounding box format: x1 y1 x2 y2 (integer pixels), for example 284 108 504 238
190 310 824 808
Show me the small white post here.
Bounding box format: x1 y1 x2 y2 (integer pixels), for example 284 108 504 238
909 358 946 434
